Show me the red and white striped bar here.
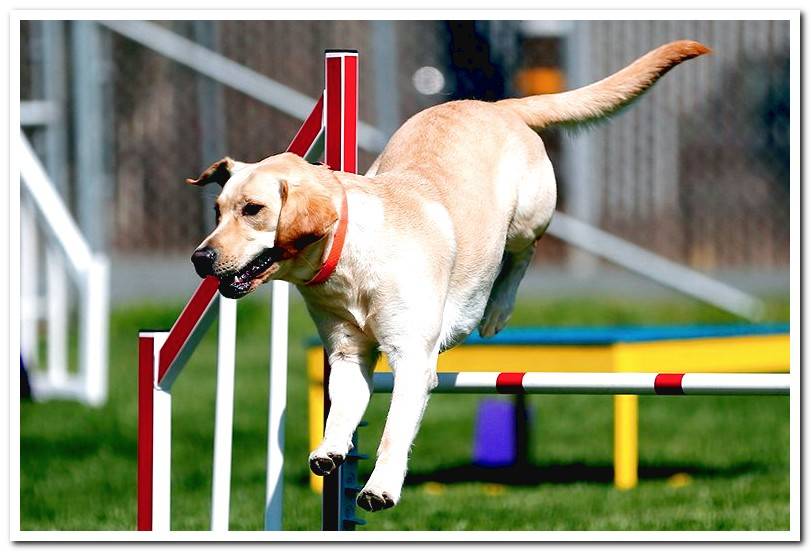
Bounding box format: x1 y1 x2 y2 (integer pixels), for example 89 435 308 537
157 275 220 389
321 49 359 532
372 372 790 396
288 94 325 158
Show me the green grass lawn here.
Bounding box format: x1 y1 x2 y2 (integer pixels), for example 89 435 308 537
19 292 790 531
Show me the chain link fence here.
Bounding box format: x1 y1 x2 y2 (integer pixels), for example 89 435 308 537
20 19 790 278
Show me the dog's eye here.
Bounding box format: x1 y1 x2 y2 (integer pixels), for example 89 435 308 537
242 203 264 217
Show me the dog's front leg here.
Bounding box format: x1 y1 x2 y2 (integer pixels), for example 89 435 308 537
357 345 439 512
309 330 377 477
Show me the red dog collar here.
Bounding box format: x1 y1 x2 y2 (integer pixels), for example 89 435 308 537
305 186 348 286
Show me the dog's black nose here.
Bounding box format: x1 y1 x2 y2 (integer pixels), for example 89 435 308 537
192 247 217 277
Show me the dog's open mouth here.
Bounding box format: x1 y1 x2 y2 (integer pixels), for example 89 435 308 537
218 248 282 299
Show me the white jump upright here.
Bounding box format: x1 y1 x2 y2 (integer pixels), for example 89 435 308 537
264 282 288 531
148 332 172 533
263 59 328 531
137 49 357 533
211 297 237 532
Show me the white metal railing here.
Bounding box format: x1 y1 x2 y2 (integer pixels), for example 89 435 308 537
19 133 109 406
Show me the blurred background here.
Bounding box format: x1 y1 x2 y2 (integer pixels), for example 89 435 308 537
20 20 790 303
19 19 790 531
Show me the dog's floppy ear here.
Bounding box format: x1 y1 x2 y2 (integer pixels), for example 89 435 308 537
185 157 245 187
275 178 339 255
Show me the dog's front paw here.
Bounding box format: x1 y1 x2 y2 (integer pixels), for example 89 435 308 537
356 486 397 512
308 449 345 476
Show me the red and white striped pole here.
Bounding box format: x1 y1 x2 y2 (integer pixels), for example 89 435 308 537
321 49 359 532
372 372 790 396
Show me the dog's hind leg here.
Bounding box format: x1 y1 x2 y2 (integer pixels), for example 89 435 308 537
478 243 536 337
478 135 555 338
309 322 377 477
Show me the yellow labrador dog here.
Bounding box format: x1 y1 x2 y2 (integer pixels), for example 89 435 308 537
188 40 709 512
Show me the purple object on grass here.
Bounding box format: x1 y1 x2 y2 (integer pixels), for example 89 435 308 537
472 399 517 468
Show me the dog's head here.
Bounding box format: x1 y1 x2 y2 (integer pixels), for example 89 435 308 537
187 153 339 299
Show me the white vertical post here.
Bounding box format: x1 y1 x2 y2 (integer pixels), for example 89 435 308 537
45 247 68 390
80 256 109 406
264 281 288 530
151 332 171 533
20 199 39 372
211 297 237 531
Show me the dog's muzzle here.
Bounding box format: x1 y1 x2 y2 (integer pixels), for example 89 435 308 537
216 247 286 299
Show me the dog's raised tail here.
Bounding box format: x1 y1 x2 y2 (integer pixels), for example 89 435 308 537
497 40 710 130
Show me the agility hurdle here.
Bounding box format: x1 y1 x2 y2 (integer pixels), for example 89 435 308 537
137 49 358 532
308 324 790 492
325 369 789 530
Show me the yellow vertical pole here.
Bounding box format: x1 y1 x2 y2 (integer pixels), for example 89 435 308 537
613 394 638 489
307 348 325 493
